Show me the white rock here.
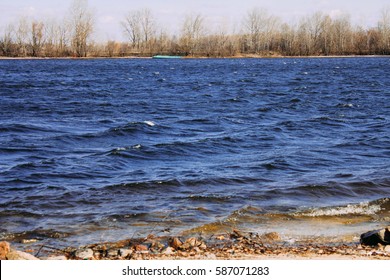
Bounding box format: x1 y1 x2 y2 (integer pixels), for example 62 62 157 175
162 247 175 255
205 253 217 259
119 249 133 257
75 248 94 259
7 250 40 260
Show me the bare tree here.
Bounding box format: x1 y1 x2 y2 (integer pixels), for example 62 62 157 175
0 24 15 56
242 8 279 54
378 7 390 54
180 13 206 55
122 10 142 49
122 8 156 54
139 9 155 44
68 0 94 57
331 14 352 54
15 18 29 56
279 23 298 56
30 21 45 57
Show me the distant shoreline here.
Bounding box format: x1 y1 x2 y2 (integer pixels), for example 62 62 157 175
1 55 390 60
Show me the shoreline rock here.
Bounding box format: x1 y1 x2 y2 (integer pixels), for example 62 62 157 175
360 227 390 246
2 228 390 260
0 241 11 260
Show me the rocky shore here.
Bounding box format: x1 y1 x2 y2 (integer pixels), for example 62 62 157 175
1 227 389 260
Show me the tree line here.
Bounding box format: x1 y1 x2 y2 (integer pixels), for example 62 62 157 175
1 0 390 58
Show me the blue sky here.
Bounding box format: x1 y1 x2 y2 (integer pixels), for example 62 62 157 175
1 0 389 41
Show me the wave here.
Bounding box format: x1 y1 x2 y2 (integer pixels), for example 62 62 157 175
0 229 71 242
0 123 61 133
294 198 389 217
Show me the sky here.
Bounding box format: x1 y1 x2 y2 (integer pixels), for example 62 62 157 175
0 0 389 41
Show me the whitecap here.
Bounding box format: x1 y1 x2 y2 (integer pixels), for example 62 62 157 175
144 121 155 127
297 201 382 217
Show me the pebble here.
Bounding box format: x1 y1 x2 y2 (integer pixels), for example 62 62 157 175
384 246 390 253
185 237 201 247
75 248 94 259
135 244 148 252
169 238 183 249
107 249 119 258
119 249 133 257
162 247 175 255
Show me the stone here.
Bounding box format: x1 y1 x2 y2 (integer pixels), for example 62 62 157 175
185 237 201 248
169 238 183 249
150 241 165 251
107 249 120 258
135 244 148 252
0 241 11 260
384 246 390 253
162 247 175 255
119 249 133 258
6 250 40 260
360 227 390 246
75 248 94 259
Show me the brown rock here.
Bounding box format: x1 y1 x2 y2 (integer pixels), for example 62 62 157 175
262 232 281 241
135 244 148 252
216 235 225 240
149 241 165 253
0 241 11 260
169 237 183 249
185 237 201 247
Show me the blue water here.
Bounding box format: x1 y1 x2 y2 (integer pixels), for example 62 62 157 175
0 58 389 247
